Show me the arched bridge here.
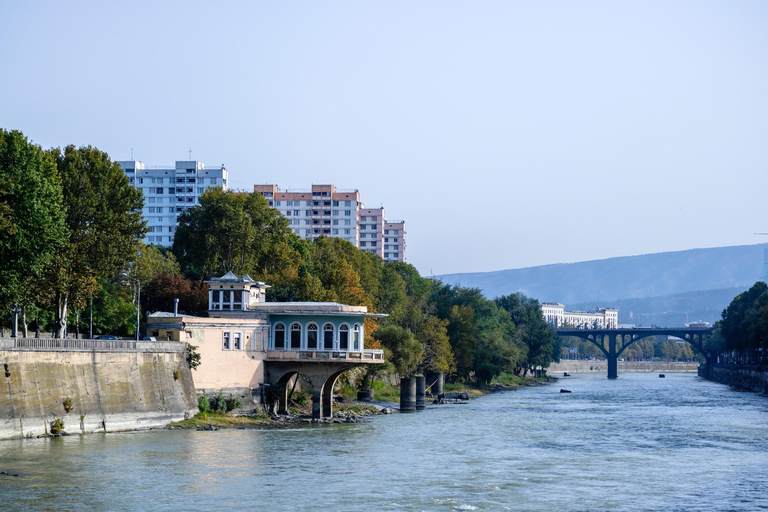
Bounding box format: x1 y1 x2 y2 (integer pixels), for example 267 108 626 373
555 327 715 379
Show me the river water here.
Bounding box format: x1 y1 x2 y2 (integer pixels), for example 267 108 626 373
1 373 767 511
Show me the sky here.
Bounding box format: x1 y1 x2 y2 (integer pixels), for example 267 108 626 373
2 1 767 275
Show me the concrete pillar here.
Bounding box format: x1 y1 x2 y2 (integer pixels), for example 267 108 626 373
607 334 618 379
415 374 426 411
312 389 323 420
426 371 444 395
400 377 416 413
278 377 291 415
322 380 334 419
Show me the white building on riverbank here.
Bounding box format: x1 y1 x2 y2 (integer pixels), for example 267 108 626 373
541 303 619 329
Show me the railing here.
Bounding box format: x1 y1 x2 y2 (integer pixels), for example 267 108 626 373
0 338 185 353
265 349 384 362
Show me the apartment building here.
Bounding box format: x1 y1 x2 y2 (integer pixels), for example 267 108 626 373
254 183 406 262
253 184 361 246
119 160 228 247
383 221 406 262
541 303 619 329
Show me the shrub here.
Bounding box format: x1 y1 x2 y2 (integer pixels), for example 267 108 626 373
291 390 309 408
50 418 64 435
225 396 242 412
209 394 227 414
62 397 73 413
197 394 211 413
173 369 181 381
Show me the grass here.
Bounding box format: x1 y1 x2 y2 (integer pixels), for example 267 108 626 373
170 412 270 429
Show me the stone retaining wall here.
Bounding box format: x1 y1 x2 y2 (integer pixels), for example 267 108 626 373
705 364 768 393
0 339 198 440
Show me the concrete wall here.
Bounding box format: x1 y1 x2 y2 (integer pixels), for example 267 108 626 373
705 364 768 393
547 360 700 374
0 341 198 440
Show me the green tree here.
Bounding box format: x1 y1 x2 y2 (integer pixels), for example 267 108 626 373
373 324 423 376
47 145 146 338
0 130 66 309
173 189 293 279
496 293 560 376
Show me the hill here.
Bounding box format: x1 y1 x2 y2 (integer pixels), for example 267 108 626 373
437 244 765 303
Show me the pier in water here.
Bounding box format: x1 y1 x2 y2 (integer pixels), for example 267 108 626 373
1 373 767 511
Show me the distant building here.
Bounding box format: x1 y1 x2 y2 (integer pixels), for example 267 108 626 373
119 160 228 247
253 183 406 262
541 303 619 329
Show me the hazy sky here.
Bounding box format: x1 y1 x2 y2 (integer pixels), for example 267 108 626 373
2 1 767 275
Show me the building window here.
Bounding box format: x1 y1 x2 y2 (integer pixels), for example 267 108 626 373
332 200 339 206
360 216 367 221
344 219 351 226
223 332 231 350
307 323 318 350
339 324 349 350
294 210 300 216
168 188 175 194
332 229 338 234
333 210 339 216
275 201 281 206
148 207 156 213
290 323 302 350
344 229 350 235
361 242 367 247
323 324 334 350
274 323 286 349
344 210 351 216
345 201 351 207
156 188 164 194
353 324 361 350
286 211 292 216
233 332 242 350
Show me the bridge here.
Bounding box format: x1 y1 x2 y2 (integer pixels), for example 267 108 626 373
554 327 715 379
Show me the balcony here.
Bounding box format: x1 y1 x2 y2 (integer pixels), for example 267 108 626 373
265 349 384 363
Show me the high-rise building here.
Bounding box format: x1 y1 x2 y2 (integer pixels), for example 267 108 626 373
383 220 406 262
254 183 406 262
119 160 228 247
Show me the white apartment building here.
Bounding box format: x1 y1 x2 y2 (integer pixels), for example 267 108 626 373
254 184 406 262
541 303 619 329
119 160 228 247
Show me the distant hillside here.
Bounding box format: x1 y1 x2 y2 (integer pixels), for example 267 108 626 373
437 244 766 304
569 286 749 328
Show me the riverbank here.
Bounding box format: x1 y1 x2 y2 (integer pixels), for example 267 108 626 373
703 363 768 393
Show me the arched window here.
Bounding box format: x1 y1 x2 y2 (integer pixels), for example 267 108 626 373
339 324 350 350
323 324 335 350
290 323 302 349
307 323 318 350
274 323 286 350
353 324 361 351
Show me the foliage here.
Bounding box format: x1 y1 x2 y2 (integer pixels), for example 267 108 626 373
186 343 201 371
46 144 147 337
130 242 181 287
143 272 208 316
173 369 181 381
0 129 67 309
173 188 293 279
225 396 242 412
210 395 228 414
88 278 136 337
50 418 65 435
717 281 768 353
373 325 423 376
197 394 211 414
62 397 73 413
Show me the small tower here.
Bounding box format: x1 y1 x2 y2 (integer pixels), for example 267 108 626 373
206 272 271 316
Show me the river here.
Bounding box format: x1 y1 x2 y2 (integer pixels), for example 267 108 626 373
1 373 767 511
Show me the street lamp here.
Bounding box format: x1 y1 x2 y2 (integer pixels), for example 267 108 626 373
122 273 141 341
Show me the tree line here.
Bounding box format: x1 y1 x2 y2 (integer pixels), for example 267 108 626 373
707 281 768 363
0 129 561 384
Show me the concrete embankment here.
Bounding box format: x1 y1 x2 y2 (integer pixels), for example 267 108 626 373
0 338 198 440
703 364 768 393
547 360 700 374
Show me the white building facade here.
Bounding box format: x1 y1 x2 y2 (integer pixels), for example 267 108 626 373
541 303 619 329
119 160 228 247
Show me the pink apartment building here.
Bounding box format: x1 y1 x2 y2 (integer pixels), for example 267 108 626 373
253 183 406 262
